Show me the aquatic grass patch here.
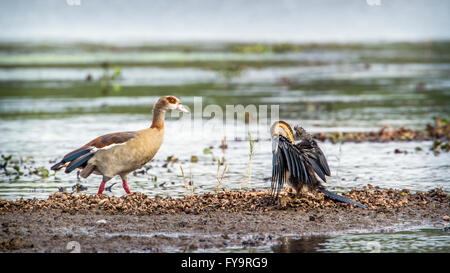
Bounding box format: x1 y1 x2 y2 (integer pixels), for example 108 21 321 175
0 82 222 98
2 40 450 54
215 159 228 193
0 154 54 181
240 132 255 191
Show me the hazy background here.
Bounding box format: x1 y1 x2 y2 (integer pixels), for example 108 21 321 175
1 0 449 43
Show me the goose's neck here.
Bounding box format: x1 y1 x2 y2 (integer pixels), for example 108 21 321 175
150 108 166 129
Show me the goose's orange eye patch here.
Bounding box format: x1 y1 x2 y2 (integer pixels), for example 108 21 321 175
167 96 177 104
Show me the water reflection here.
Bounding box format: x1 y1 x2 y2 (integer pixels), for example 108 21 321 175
272 236 328 253
270 228 450 253
318 228 450 253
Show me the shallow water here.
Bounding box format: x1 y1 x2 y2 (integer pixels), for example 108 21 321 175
222 227 450 253
0 116 449 200
0 42 449 252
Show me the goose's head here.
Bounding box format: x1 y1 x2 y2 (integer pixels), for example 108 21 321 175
155 96 189 113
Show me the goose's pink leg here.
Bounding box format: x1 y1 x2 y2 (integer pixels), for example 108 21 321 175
122 179 131 194
98 181 106 195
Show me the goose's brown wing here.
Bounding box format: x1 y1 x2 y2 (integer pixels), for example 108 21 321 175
51 131 138 172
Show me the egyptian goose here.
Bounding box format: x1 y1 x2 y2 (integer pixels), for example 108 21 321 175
51 96 189 195
271 121 367 208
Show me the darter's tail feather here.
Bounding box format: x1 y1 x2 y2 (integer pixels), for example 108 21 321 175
319 189 367 209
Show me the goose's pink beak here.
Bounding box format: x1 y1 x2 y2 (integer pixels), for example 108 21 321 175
176 104 189 113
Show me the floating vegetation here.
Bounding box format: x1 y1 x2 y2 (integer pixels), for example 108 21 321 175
271 43 304 53
431 140 450 155
32 168 49 178
162 155 178 168
190 155 199 163
394 149 409 154
203 147 217 162
0 155 52 181
208 64 247 85
0 155 13 176
1 155 12 162
100 62 122 96
230 43 303 54
232 44 271 54
71 183 88 193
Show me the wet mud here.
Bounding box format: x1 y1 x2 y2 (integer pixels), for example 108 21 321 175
0 186 448 252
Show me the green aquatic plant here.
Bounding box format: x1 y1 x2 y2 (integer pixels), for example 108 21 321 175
439 117 448 126
0 155 12 175
1 155 12 162
1 155 51 180
12 165 23 176
431 140 450 155
166 155 178 163
36 167 49 178
162 155 178 168
231 43 303 54
203 147 216 162
215 159 228 192
190 155 199 163
271 43 303 53
209 65 246 87
328 132 347 144
180 165 194 195
72 183 88 193
241 131 255 190
220 65 245 79
232 44 270 54
100 62 122 96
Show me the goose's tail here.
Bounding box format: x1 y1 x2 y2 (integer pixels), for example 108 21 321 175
319 189 367 209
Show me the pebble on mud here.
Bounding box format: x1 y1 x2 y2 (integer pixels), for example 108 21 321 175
0 238 33 250
96 219 108 225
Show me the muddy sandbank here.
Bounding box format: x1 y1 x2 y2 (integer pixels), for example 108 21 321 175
0 186 448 252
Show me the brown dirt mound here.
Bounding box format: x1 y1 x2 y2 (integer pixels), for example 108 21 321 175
313 118 450 143
0 186 447 215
